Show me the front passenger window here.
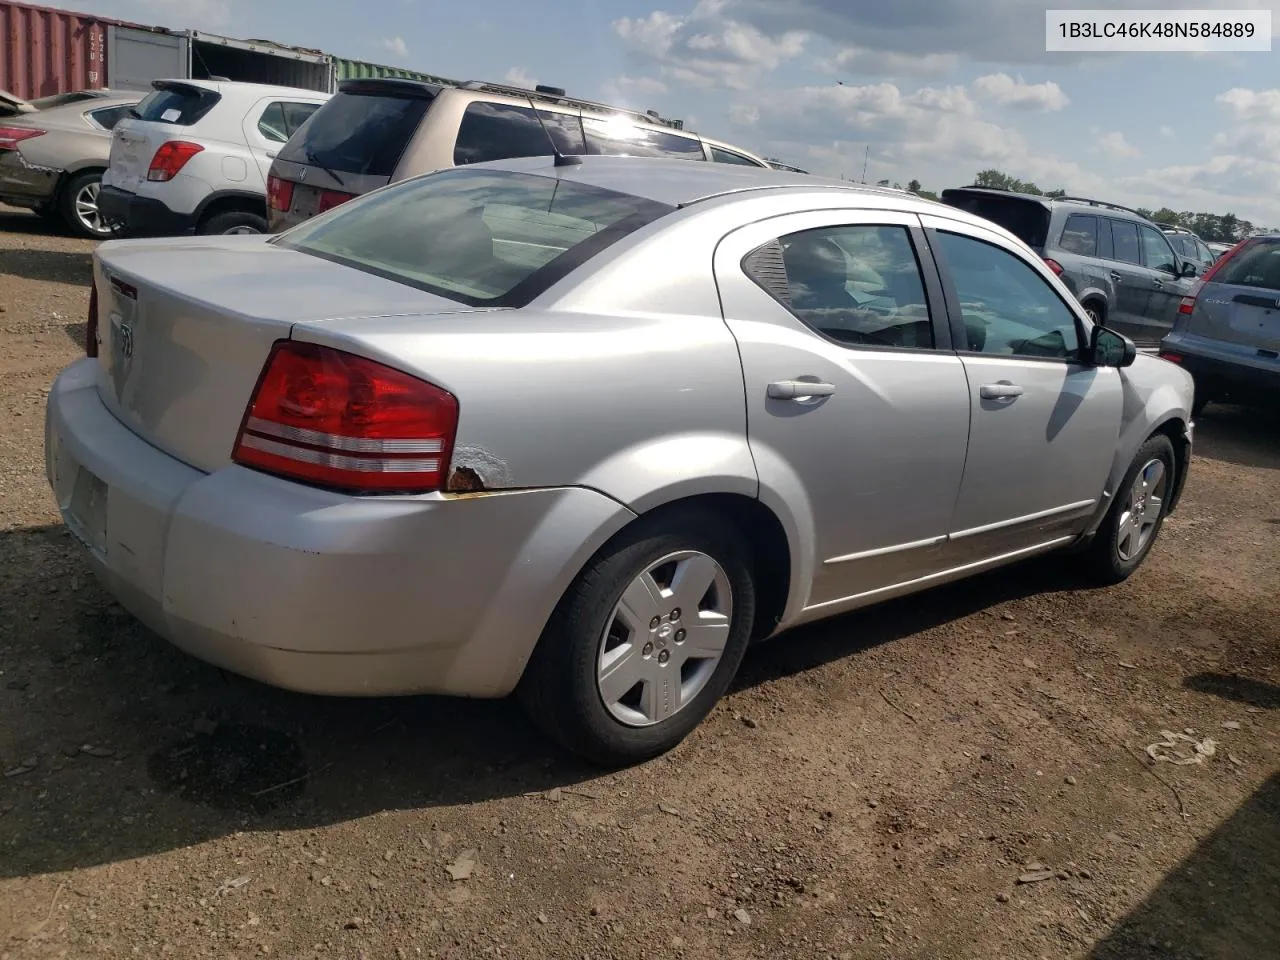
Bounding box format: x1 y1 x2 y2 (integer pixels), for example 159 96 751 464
746 225 935 349
1140 225 1177 273
934 230 1082 361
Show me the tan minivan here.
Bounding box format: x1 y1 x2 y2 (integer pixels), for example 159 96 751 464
265 78 771 232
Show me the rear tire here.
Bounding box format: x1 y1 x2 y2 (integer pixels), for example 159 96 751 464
519 509 756 767
1079 434 1176 585
1082 299 1105 325
59 170 113 239
198 210 267 235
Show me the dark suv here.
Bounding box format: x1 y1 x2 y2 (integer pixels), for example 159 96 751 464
266 78 768 232
941 187 1199 346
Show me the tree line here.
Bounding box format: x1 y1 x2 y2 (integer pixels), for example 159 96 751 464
899 168 1274 243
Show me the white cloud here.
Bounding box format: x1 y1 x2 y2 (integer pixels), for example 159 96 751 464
1216 86 1280 122
1095 130 1141 159
972 73 1069 111
1160 125 1175 138
381 36 409 59
503 67 536 88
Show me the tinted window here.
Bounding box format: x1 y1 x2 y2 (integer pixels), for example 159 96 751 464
583 117 705 159
275 168 673 307
1213 238 1280 290
1196 239 1214 263
1109 220 1141 264
133 84 221 125
754 225 934 349
1058 214 1097 256
89 105 133 130
257 100 322 143
453 102 586 165
939 191 1051 248
1139 225 1177 273
276 90 433 177
935 231 1081 360
711 146 760 165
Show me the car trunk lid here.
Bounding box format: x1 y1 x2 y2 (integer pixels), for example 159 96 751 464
91 235 495 473
105 82 223 192
1191 238 1280 349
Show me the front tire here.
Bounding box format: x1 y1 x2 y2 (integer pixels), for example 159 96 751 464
519 509 756 767
1080 434 1176 585
198 210 267 235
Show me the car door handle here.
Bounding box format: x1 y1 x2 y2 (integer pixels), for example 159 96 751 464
980 382 1023 400
266 151 278 159
1110 271 1122 282
1152 279 1163 289
767 380 836 399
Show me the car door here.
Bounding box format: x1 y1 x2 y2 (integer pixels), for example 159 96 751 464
1100 217 1154 340
1138 223 1190 335
243 99 323 188
714 209 972 609
920 215 1124 566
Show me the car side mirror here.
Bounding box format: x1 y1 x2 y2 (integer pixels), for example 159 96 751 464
1180 260 1198 278
1090 325 1136 368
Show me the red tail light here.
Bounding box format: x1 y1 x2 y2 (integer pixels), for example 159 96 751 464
1159 352 1183 363
1043 258 1064 275
232 341 459 493
146 140 203 181
0 126 45 150
267 174 294 212
86 284 99 358
317 189 354 213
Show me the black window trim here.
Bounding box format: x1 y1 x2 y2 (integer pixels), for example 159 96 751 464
926 226 1090 366
740 221 953 356
273 167 676 309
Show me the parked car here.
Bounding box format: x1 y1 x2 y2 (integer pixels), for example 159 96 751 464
1162 225 1216 272
0 90 142 238
1206 240 1234 260
265 78 769 232
940 187 1200 346
98 79 329 237
1160 234 1279 414
766 158 810 173
46 157 1194 766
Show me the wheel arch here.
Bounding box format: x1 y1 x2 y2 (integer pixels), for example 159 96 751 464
193 190 267 229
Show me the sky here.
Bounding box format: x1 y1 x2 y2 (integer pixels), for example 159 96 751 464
64 0 1280 227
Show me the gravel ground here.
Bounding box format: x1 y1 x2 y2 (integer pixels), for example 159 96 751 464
0 205 1277 960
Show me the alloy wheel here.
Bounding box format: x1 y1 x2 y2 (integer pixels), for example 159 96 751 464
74 181 112 237
1116 458 1167 562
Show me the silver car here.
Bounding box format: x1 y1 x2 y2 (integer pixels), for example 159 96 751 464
45 157 1195 765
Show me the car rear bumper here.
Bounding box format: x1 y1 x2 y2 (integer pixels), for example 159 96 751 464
45 358 634 697
1160 332 1280 399
0 149 58 206
98 184 196 237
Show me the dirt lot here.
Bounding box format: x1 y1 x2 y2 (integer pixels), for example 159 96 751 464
0 205 1277 960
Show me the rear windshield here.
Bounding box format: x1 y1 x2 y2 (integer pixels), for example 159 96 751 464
276 89 432 177
274 168 674 307
134 84 221 126
940 191 1051 248
1213 239 1280 290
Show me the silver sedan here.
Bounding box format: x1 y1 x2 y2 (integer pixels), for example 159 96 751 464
45 156 1196 765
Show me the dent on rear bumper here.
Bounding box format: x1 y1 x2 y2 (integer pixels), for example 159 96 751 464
46 360 638 697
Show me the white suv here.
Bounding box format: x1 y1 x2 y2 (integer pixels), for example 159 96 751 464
99 79 329 236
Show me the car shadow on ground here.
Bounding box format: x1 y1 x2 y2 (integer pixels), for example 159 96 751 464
0 246 92 287
1089 767 1280 960
1192 404 1279 471
0 521 1092 881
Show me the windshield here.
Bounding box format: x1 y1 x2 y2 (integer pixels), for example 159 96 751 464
274 168 674 306
1213 238 1280 291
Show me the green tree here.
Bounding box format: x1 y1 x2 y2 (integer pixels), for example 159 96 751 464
907 178 922 193
1150 208 1180 226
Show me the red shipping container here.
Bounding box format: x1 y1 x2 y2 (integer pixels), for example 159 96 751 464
0 0 132 101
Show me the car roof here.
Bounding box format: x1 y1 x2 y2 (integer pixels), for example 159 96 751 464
459 154 963 213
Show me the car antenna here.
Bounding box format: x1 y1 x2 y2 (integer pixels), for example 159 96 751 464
525 95 581 167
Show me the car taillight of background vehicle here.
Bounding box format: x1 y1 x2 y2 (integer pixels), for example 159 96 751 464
85 284 99 358
146 140 203 181
231 340 459 494
317 189 354 213
267 174 293 212
0 127 45 150
1176 237 1248 316
1043 258 1064 275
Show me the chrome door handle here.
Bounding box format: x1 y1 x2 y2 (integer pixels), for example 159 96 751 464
980 382 1023 400
1153 279 1163 289
767 380 836 399
1110 271 1122 282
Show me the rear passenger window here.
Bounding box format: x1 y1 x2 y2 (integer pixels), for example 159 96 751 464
711 146 759 165
89 105 132 130
746 225 935 350
453 102 586 165
1109 220 1141 264
1059 214 1097 256
582 117 705 160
